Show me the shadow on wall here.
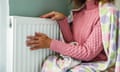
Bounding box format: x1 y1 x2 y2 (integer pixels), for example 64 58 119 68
9 0 71 17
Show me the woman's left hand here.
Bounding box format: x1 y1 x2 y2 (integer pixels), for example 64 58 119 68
26 32 52 50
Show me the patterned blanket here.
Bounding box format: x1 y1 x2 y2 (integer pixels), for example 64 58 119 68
99 2 120 72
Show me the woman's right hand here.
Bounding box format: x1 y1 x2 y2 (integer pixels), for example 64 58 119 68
40 11 66 21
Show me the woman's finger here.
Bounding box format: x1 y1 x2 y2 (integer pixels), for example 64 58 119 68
27 36 39 40
35 32 42 36
30 44 41 50
27 36 34 39
35 32 48 38
26 40 39 46
51 16 56 20
40 11 55 18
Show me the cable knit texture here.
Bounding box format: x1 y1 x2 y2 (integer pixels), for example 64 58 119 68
50 0 107 61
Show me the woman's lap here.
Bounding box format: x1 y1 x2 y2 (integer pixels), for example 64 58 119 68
41 55 96 72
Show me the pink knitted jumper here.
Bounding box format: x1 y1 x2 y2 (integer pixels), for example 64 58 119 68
50 0 107 61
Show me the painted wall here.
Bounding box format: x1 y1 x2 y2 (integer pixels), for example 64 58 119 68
115 0 120 9
9 0 70 17
0 0 9 72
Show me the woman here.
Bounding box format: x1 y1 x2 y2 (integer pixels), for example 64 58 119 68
26 0 120 71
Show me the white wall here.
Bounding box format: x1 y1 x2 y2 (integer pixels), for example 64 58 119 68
115 0 120 9
0 0 9 72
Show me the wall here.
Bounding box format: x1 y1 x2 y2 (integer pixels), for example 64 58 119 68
9 0 70 17
0 0 9 72
115 0 120 9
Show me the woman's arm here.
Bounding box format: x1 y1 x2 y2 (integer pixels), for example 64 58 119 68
58 17 73 43
50 20 103 61
26 19 103 61
40 11 73 43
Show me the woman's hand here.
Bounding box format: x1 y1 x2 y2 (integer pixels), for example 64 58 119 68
40 11 66 21
26 32 52 50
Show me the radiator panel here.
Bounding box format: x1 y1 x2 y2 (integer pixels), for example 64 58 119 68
7 16 60 72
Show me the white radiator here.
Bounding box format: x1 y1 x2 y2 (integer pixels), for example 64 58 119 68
7 16 60 72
